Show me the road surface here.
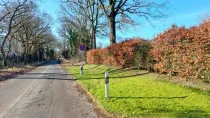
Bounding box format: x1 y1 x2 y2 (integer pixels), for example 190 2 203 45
0 60 99 118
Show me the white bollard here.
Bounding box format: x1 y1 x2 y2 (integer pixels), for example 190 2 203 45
80 65 83 76
105 71 109 98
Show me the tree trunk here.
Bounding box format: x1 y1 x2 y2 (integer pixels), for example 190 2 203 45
24 53 27 64
23 45 28 64
0 48 7 66
109 15 116 45
1 54 8 68
92 27 96 49
2 58 7 67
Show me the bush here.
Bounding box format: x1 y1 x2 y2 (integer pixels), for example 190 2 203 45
87 38 148 68
151 21 210 79
86 49 103 64
133 41 154 71
200 69 210 83
87 21 210 80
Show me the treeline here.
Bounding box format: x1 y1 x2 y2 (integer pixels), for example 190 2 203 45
59 0 168 58
0 0 60 67
87 20 210 80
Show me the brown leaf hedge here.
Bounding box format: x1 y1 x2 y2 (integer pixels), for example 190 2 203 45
87 39 145 68
86 21 210 80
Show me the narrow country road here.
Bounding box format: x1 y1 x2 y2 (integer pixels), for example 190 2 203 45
0 60 99 118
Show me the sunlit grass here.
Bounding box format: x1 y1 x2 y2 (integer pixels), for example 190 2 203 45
67 64 210 118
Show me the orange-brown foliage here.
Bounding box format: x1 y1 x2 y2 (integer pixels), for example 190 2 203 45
86 38 144 68
87 21 210 80
151 21 210 79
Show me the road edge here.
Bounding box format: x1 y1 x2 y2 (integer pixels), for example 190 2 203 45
75 82 111 118
60 61 111 118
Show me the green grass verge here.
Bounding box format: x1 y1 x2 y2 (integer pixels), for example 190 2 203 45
67 64 210 118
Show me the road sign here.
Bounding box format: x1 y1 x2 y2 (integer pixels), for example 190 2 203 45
79 44 86 51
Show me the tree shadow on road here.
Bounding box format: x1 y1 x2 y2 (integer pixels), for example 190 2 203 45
24 73 72 76
11 73 76 81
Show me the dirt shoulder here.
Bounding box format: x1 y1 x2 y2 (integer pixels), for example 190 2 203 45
0 61 49 82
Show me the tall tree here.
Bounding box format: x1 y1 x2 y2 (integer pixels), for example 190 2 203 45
14 11 53 63
62 0 102 49
93 0 168 45
59 3 91 57
0 0 32 66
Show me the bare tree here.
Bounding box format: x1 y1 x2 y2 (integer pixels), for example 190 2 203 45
93 0 169 45
62 0 102 49
0 0 59 66
14 10 53 63
0 1 10 22
59 3 92 57
0 0 31 66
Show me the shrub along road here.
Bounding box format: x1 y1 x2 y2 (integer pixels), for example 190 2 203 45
67 64 210 118
0 60 100 118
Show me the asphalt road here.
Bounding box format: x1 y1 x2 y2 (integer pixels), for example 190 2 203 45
0 60 99 118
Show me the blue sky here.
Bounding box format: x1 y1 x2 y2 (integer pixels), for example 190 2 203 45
38 0 210 47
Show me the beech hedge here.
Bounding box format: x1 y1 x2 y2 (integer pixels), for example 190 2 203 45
86 21 210 80
86 38 152 68
151 21 210 79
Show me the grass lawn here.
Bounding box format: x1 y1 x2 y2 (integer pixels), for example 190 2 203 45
67 64 210 118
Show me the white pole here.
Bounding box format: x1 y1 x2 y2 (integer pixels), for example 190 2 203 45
80 65 83 76
105 71 109 98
